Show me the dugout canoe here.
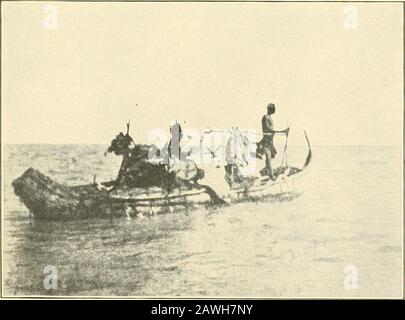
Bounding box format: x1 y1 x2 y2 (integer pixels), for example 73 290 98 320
12 133 311 220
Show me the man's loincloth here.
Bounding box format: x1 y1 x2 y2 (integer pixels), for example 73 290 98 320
257 136 277 159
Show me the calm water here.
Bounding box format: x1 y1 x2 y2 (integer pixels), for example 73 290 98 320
2 144 402 297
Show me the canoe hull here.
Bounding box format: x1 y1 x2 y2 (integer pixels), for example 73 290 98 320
12 167 307 220
12 168 213 220
227 169 308 203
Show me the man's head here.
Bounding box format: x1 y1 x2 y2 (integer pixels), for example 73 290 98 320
267 103 276 115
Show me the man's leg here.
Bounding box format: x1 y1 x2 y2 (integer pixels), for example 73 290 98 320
264 148 276 181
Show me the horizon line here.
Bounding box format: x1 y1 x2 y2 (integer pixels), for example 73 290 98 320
1 142 402 147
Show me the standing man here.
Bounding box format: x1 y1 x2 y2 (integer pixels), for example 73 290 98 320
259 103 289 180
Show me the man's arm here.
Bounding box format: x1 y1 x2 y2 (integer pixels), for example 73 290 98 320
263 127 290 136
262 116 289 135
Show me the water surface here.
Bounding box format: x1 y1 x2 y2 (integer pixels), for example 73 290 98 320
2 145 402 297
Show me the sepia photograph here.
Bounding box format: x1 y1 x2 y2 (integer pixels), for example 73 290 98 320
1 1 403 300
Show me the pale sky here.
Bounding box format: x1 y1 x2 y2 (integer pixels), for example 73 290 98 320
2 2 403 145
